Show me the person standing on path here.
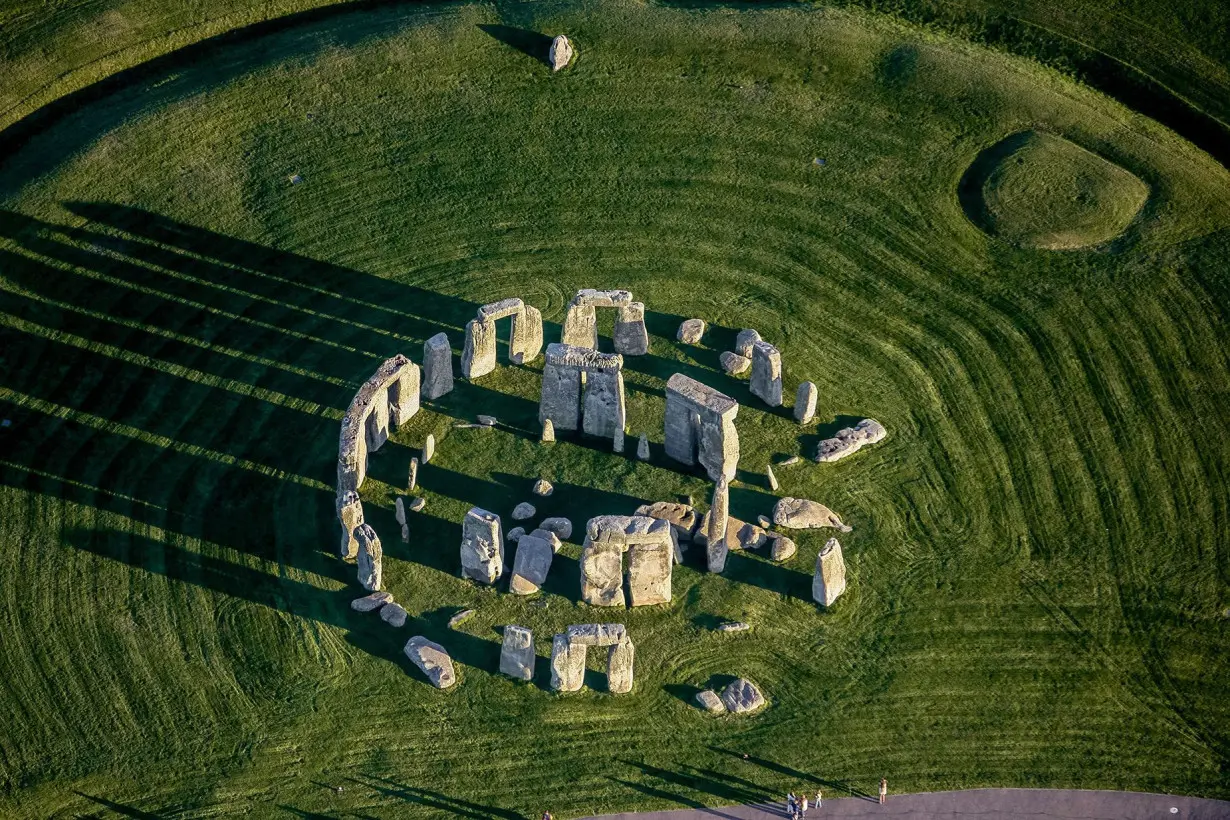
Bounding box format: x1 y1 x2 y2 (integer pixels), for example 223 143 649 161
815 789 822 809
787 791 796 819
879 778 888 805
800 794 809 817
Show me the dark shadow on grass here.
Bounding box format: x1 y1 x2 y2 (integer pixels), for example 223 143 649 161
352 773 523 818
708 747 878 802
664 682 701 706
616 759 774 811
476 24 553 66
74 792 166 819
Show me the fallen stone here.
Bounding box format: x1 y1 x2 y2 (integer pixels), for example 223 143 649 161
734 329 761 357
409 496 426 512
637 433 650 460
697 512 769 552
532 479 553 497
795 381 818 424
677 318 706 344
813 537 847 606
512 501 536 520
780 455 800 466
404 636 457 689
509 533 554 595
540 517 573 540
351 591 393 612
422 433 435 464
696 689 727 713
769 535 796 562
773 497 851 531
541 418 555 443
766 464 779 491
720 351 751 376
506 526 526 543
380 602 408 628
635 502 699 544
815 418 887 463
720 678 766 713
448 609 475 629
529 528 563 552
549 34 574 72
477 414 497 426
499 625 535 681
717 622 751 633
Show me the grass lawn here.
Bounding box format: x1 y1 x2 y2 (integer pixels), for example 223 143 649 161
0 1 1228 816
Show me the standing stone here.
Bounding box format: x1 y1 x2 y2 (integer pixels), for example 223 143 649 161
365 386 392 453
706 476 730 573
607 639 635 694
613 302 649 355
540 354 584 431
389 361 422 428
579 535 625 607
637 434 650 460
626 537 672 606
404 636 457 689
795 381 818 424
550 633 585 692
499 625 535 681
511 305 544 364
395 497 409 542
677 318 706 344
548 34 574 72
509 533 554 595
408 457 418 490
749 341 783 407
541 418 555 443
766 463 779 491
460 507 503 584
355 523 383 591
337 490 364 559
422 332 454 400
422 433 435 464
813 537 847 606
613 427 625 454
735 329 761 357
582 368 626 440
561 303 597 349
664 374 740 481
461 318 497 380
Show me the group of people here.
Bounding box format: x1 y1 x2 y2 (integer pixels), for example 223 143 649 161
786 778 887 816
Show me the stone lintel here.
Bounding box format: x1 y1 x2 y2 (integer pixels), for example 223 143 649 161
545 342 623 372
665 373 738 416
571 288 633 308
477 297 526 321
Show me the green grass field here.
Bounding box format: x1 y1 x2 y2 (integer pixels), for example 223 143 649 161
0 0 1228 817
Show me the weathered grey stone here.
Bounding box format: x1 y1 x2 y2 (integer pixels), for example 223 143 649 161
448 609 475 628
677 318 705 344
404 636 457 689
560 303 597 349
664 374 740 481
637 433 650 460
355 524 383 591
813 537 847 606
539 517 573 540
566 623 627 646
627 536 672 606
816 418 887 462
409 496 426 512
460 507 503 584
550 633 585 692
735 329 761 357
613 302 649 356
509 533 554 595
477 414 498 426
499 625 535 681
422 332 454 400
607 639 635 693
697 512 768 553
769 535 797 562
337 491 364 559
717 622 751 633
407 457 418 490
780 455 801 466
707 476 729 572
580 516 675 607
696 689 727 712
541 418 555 443
395 497 409 542
773 497 851 531
540 352 584 431
549 34 574 72
572 288 633 308
795 381 818 424
461 317 496 380
529 528 563 552
749 341 783 407
613 427 625 454
478 297 525 322
720 678 766 713
380 602 408 628
512 501 536 520
422 433 435 464
337 355 418 494
721 351 751 376
389 360 421 428
757 515 771 529
579 534 625 607
365 385 391 454
532 479 553 497
635 502 699 544
766 464 779 491
511 305 543 364
506 526 526 543
583 368 625 439
351 591 392 612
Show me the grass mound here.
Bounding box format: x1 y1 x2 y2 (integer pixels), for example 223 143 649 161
960 130 1150 250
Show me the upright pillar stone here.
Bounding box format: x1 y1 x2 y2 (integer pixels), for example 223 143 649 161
750 341 783 407
355 523 383 591
582 368 625 439
365 386 391 452
500 625 535 681
337 491 364 559
607 639 635 694
663 395 698 467
561 303 597 349
664 374 740 481
422 332 454 400
579 531 626 607
813 537 847 606
795 381 817 424
550 633 585 692
613 302 649 356
460 507 503 584
461 318 497 380
388 361 421 427
540 349 584 432
511 305 544 364
707 476 730 573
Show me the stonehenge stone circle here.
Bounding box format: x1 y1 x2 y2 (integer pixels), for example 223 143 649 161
720 678 766 713
539 343 625 439
720 351 751 376
500 625 535 681
541 418 555 443
549 34 574 72
613 301 649 355
337 490 364 559
539 517 573 540
637 433 650 460
695 689 727 713
380 602 408 628
664 373 740 481
580 515 674 607
460 507 504 584
461 297 543 379
795 381 818 424
749 340 783 407
350 591 393 612
773 497 851 531
404 636 457 689
816 418 887 462
813 537 847 606
550 624 634 693
677 318 705 344
337 354 421 496
422 332 454 400
706 476 730 573
355 523 383 591
509 532 554 595
735 329 761 357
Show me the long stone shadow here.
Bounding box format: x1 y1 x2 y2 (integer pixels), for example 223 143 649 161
707 746 878 801
73 791 166 819
476 24 554 66
352 773 523 819
616 759 776 809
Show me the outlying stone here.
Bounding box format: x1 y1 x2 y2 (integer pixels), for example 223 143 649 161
351 591 393 612
696 689 727 713
539 517 573 540
717 622 751 633
355 524 383 591
813 537 847 606
380 602 408 628
512 501 536 520
637 433 650 460
735 329 761 357
720 678 766 713
422 332 454 400
500 625 535 681
769 535 797 562
509 533 554 595
664 373 739 481
549 34 574 72
404 636 457 688
460 507 503 584
720 351 751 376
794 381 817 424
773 497 851 531
677 318 705 344
749 341 783 407
815 418 887 462
532 479 553 497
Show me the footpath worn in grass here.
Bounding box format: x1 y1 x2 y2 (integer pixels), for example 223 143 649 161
0 2 1228 817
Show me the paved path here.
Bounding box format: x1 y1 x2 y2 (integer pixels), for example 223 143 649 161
587 789 1230 820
